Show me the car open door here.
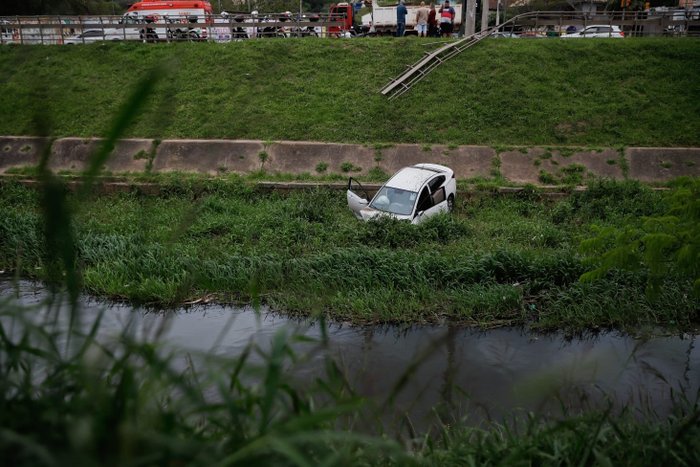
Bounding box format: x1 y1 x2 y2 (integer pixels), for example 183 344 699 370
347 177 369 220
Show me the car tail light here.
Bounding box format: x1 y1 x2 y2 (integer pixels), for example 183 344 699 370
619 31 625 37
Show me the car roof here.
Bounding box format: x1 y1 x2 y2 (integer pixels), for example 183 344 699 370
386 164 450 192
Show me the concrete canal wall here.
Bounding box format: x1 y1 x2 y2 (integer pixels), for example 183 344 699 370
1 136 699 183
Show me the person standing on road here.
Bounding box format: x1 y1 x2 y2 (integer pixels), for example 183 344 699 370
396 0 408 37
439 0 455 37
428 4 438 37
415 1 430 37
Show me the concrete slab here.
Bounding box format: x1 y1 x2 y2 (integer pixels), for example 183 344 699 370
500 147 624 184
374 144 495 179
0 136 50 173
445 145 496 179
267 141 374 175
153 139 264 175
1 136 697 184
627 147 700 182
50 138 154 173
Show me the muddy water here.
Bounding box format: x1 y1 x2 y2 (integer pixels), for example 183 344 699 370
2 280 698 429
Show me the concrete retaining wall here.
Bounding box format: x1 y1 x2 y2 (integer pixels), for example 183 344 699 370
0 136 50 172
500 147 625 184
50 138 154 173
0 136 698 183
152 139 264 175
627 147 700 182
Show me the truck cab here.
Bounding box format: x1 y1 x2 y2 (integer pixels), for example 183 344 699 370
329 2 359 36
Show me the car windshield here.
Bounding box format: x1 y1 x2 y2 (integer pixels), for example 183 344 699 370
369 186 417 216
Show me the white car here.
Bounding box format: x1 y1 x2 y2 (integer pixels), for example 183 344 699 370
64 29 123 44
490 31 520 38
347 163 457 224
563 25 625 38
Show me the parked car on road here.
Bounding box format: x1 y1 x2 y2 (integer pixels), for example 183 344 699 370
518 31 545 38
1 20 18 44
347 163 456 224
490 31 520 38
63 29 123 44
563 25 625 38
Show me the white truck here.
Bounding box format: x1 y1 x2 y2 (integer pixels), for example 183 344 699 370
362 1 462 35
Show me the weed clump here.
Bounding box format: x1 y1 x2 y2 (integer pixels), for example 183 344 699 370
551 179 662 224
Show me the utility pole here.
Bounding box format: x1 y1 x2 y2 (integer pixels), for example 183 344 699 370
460 0 476 36
480 0 488 32
466 0 476 35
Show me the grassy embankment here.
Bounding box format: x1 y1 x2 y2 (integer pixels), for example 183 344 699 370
0 38 699 146
1 177 698 331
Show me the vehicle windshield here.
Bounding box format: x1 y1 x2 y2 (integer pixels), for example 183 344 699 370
369 186 417 216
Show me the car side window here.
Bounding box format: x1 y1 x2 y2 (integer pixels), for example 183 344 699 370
431 187 446 205
415 186 432 215
428 175 445 193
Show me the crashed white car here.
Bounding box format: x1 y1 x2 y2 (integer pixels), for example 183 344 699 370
347 163 456 224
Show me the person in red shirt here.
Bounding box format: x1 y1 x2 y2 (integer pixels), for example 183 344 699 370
439 0 455 37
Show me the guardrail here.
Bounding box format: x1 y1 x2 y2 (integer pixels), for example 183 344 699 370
0 14 350 44
1 10 697 45
507 9 700 37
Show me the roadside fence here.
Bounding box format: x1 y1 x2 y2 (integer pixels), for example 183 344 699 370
1 9 698 45
0 13 349 45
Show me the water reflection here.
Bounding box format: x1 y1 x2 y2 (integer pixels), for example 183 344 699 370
2 279 698 430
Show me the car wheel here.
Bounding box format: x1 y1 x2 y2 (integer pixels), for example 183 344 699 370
447 194 455 213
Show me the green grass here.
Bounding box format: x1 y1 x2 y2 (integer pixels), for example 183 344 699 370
417 409 700 466
1 38 699 146
1 177 697 332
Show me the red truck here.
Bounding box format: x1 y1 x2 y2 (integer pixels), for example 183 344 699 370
328 2 366 36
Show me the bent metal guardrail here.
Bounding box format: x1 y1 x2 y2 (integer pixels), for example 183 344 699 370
0 14 347 45
380 9 700 100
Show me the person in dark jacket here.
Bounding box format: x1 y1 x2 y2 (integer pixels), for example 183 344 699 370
396 0 408 37
428 3 438 37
